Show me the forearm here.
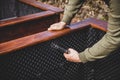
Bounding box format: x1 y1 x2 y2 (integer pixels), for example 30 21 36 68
79 0 120 63
61 0 85 24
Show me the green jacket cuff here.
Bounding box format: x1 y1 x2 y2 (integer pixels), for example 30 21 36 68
79 51 88 63
61 15 72 25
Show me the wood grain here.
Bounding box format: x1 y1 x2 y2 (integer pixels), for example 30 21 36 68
0 11 55 27
0 0 63 43
0 18 107 55
0 14 60 43
19 0 63 13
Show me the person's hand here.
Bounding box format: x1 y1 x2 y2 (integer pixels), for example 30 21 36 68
64 48 81 63
48 22 66 31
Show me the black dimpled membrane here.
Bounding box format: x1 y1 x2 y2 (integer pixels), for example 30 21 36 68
0 27 120 80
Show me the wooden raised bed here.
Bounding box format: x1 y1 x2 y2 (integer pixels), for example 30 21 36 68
0 18 107 55
0 0 63 43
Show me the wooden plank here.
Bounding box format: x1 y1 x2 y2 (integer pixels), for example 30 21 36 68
88 18 107 32
0 18 107 55
0 0 17 20
0 11 55 27
0 14 60 43
19 0 63 13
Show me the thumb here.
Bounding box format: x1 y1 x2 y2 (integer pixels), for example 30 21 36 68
64 52 70 59
48 28 51 31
